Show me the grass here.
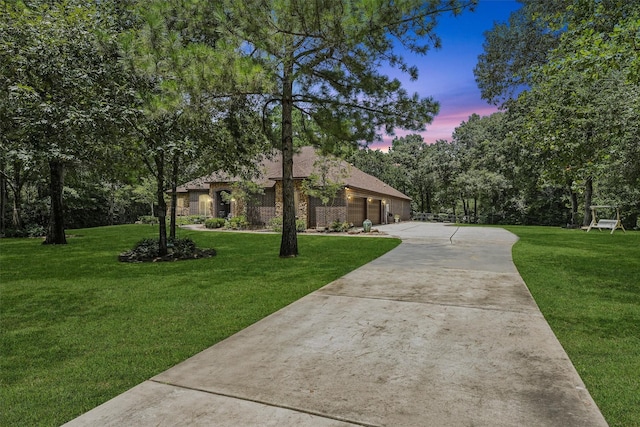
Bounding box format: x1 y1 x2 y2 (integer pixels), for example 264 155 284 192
504 226 640 427
2 225 639 426
0 225 400 426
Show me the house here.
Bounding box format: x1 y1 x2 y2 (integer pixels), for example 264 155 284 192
173 146 411 228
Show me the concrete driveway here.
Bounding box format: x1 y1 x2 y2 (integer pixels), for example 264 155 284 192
64 222 607 426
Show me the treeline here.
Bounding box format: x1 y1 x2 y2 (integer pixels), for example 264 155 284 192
2 0 638 240
351 0 639 228
0 163 153 237
0 0 271 244
351 111 637 228
1 0 478 259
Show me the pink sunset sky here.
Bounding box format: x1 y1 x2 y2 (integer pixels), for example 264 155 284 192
370 0 521 151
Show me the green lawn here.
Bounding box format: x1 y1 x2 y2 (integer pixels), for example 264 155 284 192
0 225 400 426
2 225 639 426
504 226 640 427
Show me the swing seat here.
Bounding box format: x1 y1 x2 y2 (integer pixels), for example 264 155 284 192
594 219 618 230
586 205 626 234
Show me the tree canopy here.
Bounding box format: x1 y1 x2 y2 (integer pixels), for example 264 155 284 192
221 0 476 256
3 0 637 243
473 0 640 226
0 1 136 244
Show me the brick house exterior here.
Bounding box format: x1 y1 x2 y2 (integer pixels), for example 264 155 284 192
173 147 411 228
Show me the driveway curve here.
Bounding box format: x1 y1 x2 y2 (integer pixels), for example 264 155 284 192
65 223 607 427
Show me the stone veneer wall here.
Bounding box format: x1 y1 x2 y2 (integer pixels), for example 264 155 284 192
275 180 308 226
177 194 189 216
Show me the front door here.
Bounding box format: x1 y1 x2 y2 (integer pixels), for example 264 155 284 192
216 191 230 218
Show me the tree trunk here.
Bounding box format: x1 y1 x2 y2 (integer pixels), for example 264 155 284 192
44 160 67 245
625 212 637 230
169 186 177 240
0 158 6 234
279 52 298 257
426 190 432 214
473 197 478 223
11 161 24 230
10 160 24 230
169 155 179 240
107 182 116 226
12 191 22 230
155 154 168 256
583 176 593 226
570 192 579 226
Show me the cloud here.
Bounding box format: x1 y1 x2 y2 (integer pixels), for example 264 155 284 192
369 102 499 151
361 0 520 151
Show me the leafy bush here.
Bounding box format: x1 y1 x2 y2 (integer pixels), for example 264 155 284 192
118 237 215 262
204 218 226 229
269 217 283 232
168 237 196 258
173 215 206 226
26 224 46 237
2 228 29 238
268 217 305 232
1 225 46 238
121 238 159 261
185 215 206 224
330 220 350 232
226 216 248 230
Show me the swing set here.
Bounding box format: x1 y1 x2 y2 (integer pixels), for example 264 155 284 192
586 205 626 234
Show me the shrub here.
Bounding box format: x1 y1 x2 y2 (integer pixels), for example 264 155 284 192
330 220 350 232
2 228 29 238
204 218 226 229
120 238 158 261
174 215 206 226
226 216 248 230
268 217 305 232
269 217 283 232
26 224 46 237
186 215 206 224
118 237 215 262
168 237 196 258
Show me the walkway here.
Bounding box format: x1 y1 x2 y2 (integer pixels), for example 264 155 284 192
64 222 607 426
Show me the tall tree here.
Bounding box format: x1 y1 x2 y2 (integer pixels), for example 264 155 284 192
430 139 461 216
474 0 636 105
223 0 476 257
476 0 640 225
473 0 564 105
348 147 406 193
505 1 640 225
388 134 436 213
120 0 269 254
0 1 135 244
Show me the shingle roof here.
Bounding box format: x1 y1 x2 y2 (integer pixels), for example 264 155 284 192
185 146 410 200
174 176 211 193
